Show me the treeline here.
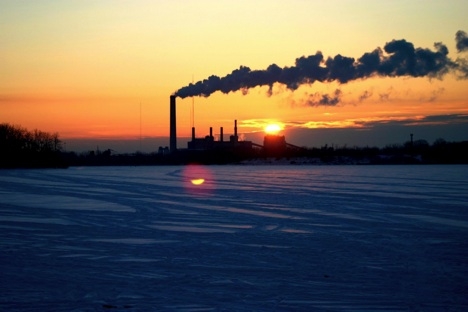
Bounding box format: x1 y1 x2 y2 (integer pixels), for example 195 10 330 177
63 138 468 166
291 138 468 164
0 123 67 168
1 122 467 167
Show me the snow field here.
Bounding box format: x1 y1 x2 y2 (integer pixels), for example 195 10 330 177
1 165 467 311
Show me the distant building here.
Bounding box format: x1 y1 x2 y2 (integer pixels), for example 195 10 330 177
158 146 170 155
263 134 286 156
187 120 255 153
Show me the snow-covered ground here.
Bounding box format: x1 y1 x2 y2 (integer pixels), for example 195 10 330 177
1 165 467 311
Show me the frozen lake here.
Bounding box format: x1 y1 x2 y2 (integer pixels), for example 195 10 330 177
1 165 468 311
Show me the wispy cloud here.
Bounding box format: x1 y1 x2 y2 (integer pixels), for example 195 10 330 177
305 89 343 107
243 114 468 132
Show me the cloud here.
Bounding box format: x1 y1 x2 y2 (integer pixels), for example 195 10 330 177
425 87 445 102
306 89 343 107
358 90 373 102
292 114 468 130
456 30 468 52
354 114 468 128
283 114 468 147
174 31 468 99
415 113 468 125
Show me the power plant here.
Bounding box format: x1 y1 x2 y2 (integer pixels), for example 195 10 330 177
167 95 301 162
187 119 258 151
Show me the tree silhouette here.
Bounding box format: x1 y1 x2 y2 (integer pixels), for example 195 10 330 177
0 123 65 168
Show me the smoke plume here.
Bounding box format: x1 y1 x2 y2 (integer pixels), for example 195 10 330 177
456 30 468 52
307 89 343 107
174 31 468 99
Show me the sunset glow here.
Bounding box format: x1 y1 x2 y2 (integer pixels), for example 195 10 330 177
1 1 467 152
264 123 282 135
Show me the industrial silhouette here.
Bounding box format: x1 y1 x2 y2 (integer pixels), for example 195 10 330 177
167 95 304 160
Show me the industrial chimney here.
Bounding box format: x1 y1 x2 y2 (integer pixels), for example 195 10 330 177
170 95 177 152
230 119 239 143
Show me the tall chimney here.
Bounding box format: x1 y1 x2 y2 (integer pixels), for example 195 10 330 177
191 127 195 140
170 95 177 152
210 127 213 138
234 120 237 137
220 127 223 142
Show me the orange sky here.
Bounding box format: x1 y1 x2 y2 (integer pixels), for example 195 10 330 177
1 1 468 152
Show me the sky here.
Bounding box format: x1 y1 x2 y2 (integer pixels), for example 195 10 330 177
2 0 468 152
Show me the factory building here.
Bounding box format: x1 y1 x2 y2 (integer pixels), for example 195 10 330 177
169 96 255 154
263 134 287 156
167 95 301 161
187 120 255 152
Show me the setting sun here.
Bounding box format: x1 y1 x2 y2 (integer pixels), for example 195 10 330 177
264 123 282 135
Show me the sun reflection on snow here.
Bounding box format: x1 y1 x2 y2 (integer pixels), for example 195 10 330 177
182 164 213 195
191 178 205 185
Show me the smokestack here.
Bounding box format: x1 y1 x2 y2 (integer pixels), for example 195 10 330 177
234 120 237 137
192 127 195 140
220 127 223 142
170 95 177 152
210 127 213 138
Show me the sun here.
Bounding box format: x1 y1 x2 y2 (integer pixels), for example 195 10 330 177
264 123 282 135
